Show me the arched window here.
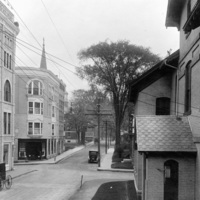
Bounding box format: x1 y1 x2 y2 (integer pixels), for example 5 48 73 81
185 61 191 114
156 97 170 115
4 80 11 102
28 80 43 95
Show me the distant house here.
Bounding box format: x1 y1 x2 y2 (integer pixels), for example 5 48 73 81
65 131 78 143
85 123 96 142
129 51 197 199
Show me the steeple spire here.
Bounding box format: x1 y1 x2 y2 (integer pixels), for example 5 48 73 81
40 38 47 70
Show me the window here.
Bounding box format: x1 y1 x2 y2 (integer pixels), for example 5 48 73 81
28 122 33 135
67 132 71 138
28 122 43 135
35 102 40 114
185 62 191 114
4 80 11 102
4 112 11 134
156 97 170 115
52 124 55 136
28 80 43 95
9 55 11 69
49 85 54 100
54 139 56 153
28 101 43 115
7 53 9 68
52 106 55 118
3 51 12 69
34 123 41 134
4 51 6 67
29 102 33 114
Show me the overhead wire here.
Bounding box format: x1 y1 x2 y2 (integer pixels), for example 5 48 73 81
16 40 77 89
7 1 81 91
40 0 74 63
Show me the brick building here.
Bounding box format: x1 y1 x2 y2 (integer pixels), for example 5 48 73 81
166 0 200 199
129 1 200 199
129 51 197 200
0 2 19 170
14 42 66 161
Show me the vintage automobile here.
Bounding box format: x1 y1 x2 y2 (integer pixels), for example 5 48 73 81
88 150 99 163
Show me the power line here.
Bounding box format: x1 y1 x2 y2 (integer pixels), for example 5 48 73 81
16 40 77 89
16 37 79 68
6 2 81 90
40 0 74 63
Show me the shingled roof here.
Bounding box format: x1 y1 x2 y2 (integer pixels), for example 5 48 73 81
136 116 197 153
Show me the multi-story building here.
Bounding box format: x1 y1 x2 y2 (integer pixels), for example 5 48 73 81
0 2 19 170
166 1 200 199
129 1 200 199
129 52 197 200
14 42 66 161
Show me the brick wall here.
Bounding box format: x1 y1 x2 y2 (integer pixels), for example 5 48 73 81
135 74 173 115
146 156 196 200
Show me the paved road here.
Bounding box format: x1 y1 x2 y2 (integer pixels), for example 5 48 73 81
0 144 134 200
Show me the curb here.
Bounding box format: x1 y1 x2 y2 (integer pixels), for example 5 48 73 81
12 170 38 179
97 168 134 173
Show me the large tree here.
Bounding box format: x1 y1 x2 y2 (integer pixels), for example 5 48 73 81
77 40 160 146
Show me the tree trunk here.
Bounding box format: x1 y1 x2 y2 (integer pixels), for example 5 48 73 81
114 99 122 146
81 131 85 145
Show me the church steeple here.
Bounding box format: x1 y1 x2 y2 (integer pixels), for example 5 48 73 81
40 38 47 70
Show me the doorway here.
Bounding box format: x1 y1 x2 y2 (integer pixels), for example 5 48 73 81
3 144 10 171
164 160 178 200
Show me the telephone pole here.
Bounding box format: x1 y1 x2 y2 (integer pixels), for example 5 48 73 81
86 98 112 167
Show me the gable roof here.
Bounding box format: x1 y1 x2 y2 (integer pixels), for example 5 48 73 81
129 50 179 103
136 115 197 153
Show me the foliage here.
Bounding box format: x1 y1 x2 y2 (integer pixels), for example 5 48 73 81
65 88 113 144
77 40 160 145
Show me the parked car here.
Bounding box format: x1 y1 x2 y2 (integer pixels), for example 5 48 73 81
88 150 99 163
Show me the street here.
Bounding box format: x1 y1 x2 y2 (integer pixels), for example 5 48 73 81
0 144 134 200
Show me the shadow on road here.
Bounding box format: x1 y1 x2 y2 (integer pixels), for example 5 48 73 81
69 179 137 200
92 180 137 200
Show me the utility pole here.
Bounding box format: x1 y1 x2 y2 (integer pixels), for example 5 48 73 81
105 120 108 154
97 99 101 167
85 98 112 167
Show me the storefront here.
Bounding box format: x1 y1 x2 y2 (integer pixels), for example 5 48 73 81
18 139 46 160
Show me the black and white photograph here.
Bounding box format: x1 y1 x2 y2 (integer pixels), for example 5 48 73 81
0 0 198 199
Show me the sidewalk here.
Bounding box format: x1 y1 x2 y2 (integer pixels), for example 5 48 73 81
15 143 91 166
98 148 134 173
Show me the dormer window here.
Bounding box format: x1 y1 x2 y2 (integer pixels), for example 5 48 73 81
28 80 43 95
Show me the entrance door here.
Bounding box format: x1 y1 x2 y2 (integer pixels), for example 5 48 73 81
164 160 178 200
3 144 10 171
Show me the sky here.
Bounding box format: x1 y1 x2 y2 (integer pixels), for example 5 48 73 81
5 0 179 97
